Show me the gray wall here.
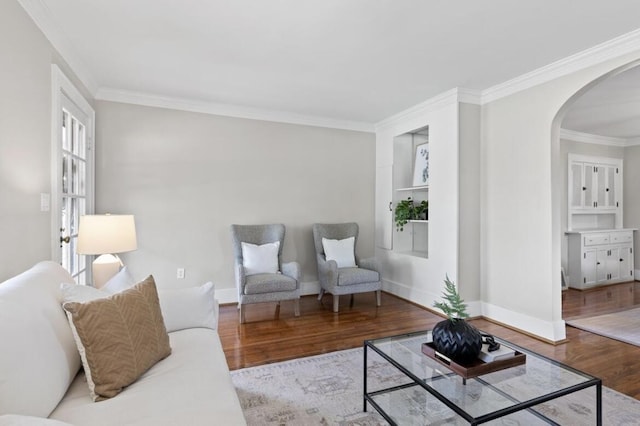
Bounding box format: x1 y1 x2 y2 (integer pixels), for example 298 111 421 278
95 101 376 299
458 102 481 302
0 0 91 280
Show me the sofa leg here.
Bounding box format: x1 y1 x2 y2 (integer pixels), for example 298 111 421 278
349 293 355 308
275 301 281 319
333 295 339 313
294 299 300 317
317 288 324 301
239 305 246 324
376 290 381 307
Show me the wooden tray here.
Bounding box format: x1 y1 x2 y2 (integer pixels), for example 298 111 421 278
421 342 526 380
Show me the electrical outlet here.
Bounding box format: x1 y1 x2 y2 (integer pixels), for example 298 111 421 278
177 268 185 279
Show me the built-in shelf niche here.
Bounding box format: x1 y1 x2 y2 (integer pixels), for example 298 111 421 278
392 126 429 258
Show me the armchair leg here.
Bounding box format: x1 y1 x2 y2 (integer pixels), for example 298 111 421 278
294 299 300 317
275 301 281 319
376 290 381 307
349 293 355 308
333 295 339 313
317 288 324 301
239 304 246 324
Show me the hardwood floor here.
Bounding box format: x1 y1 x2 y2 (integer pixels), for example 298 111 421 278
218 289 640 400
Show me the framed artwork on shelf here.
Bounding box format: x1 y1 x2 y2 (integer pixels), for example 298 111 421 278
412 143 429 186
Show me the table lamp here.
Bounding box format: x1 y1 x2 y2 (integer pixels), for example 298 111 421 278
77 214 137 288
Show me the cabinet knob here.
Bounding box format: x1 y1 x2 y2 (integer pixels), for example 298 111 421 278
582 187 587 191
597 262 601 265
388 202 392 212
620 259 624 262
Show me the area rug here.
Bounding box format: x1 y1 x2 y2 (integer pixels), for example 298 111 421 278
566 306 640 347
230 347 640 425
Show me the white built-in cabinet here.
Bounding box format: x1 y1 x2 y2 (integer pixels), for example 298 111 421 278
566 229 634 289
391 127 429 258
570 161 619 210
566 154 634 289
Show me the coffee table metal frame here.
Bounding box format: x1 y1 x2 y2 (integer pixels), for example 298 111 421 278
363 330 602 425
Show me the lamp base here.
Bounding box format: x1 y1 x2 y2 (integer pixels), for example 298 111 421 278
92 254 122 288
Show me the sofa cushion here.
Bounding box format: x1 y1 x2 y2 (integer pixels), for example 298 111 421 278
49 329 246 426
62 276 171 401
0 261 80 418
337 267 380 286
244 273 297 294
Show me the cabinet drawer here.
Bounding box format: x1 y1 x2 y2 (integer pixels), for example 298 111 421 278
611 231 633 244
584 234 610 246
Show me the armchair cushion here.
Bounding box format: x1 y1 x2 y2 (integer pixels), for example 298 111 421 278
244 273 297 295
337 267 380 286
322 237 356 268
241 241 280 275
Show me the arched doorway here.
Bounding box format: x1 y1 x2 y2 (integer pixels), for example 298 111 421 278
551 60 640 321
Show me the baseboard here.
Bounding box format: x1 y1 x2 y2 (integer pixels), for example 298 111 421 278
216 280 321 305
481 302 566 342
382 279 483 318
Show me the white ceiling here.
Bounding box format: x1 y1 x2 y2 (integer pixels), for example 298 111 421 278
20 0 640 130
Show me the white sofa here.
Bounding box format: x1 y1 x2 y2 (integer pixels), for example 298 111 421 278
0 261 246 425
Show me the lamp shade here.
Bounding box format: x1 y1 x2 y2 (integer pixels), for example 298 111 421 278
77 214 137 255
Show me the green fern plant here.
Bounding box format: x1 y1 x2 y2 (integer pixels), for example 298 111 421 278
433 275 468 321
394 198 428 231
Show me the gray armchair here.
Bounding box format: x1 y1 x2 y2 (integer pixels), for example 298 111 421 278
231 224 301 323
312 223 381 312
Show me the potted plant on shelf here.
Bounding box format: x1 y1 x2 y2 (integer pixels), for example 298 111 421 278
394 197 428 231
432 275 482 364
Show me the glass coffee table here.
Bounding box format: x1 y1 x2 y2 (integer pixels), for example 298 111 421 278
364 330 602 425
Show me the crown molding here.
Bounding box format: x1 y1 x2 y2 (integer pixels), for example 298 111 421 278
559 128 629 147
95 88 374 133
375 88 481 132
18 0 98 95
482 28 640 104
626 136 640 147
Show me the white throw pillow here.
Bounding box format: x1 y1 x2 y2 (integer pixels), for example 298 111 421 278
241 241 280 275
157 282 217 332
322 236 357 268
60 282 107 303
61 281 218 333
101 266 135 294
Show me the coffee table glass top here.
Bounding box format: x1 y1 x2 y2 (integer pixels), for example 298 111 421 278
365 330 601 425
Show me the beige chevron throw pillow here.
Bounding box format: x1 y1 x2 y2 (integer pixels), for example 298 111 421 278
63 275 171 401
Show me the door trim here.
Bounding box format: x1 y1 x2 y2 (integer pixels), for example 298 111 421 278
51 65 95 262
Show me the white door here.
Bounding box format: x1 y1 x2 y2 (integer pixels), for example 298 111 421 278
51 66 95 284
